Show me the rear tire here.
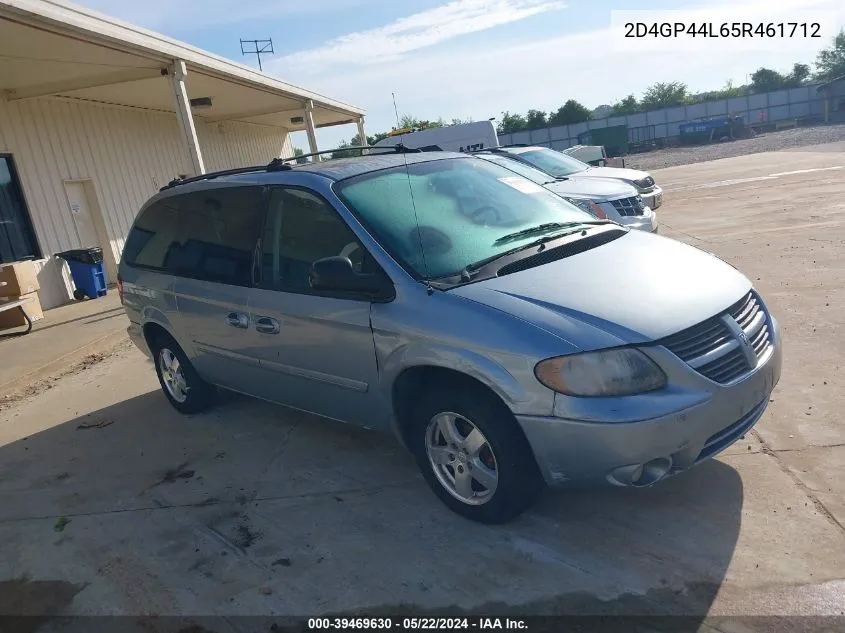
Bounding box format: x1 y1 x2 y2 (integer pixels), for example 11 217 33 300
409 385 544 524
152 335 215 414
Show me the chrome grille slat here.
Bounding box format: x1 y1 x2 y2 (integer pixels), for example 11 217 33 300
737 304 760 330
753 331 770 354
705 363 743 383
688 339 740 369
733 296 757 325
609 196 646 217
662 320 728 354
699 347 746 376
709 361 748 383
674 333 733 359
743 310 765 340
660 290 773 384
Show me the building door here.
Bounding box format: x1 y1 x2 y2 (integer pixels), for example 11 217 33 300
63 180 117 283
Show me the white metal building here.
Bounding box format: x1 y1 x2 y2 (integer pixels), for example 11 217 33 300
0 0 366 309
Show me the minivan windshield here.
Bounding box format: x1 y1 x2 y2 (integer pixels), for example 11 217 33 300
511 148 591 177
335 156 599 280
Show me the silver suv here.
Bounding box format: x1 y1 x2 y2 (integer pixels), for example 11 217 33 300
474 151 658 233
119 150 782 524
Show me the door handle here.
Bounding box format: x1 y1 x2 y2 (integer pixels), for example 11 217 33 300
226 312 249 329
255 316 280 334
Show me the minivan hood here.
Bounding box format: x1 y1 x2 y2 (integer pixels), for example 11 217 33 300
451 230 751 350
544 176 637 201
583 166 650 183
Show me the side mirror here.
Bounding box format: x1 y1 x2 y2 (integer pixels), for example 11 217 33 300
309 256 393 300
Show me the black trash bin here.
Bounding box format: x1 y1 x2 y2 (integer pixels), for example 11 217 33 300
56 247 107 300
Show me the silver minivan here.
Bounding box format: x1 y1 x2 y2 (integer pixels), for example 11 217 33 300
119 151 782 524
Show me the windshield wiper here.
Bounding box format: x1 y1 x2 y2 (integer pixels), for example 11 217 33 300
494 222 579 245
494 220 613 245
457 221 616 282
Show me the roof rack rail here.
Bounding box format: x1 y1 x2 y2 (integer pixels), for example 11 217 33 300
499 143 530 148
277 143 422 164
160 158 292 191
159 144 425 191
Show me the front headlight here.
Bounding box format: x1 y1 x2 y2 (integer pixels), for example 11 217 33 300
634 176 655 189
535 348 666 397
563 197 607 219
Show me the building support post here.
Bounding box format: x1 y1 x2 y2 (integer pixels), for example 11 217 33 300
304 100 320 160
169 60 205 175
357 117 368 146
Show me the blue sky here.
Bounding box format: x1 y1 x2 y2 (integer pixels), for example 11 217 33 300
82 0 844 151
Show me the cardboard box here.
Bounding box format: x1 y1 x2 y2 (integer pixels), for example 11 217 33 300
0 261 40 297
0 291 44 330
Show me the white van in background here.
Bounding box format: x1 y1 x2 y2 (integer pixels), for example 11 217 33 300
373 120 499 153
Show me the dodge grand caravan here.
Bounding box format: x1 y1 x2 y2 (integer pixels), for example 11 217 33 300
119 150 782 524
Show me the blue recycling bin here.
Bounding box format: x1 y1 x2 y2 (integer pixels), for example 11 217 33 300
56 248 108 300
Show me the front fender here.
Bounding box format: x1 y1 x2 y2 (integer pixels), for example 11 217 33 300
379 342 555 444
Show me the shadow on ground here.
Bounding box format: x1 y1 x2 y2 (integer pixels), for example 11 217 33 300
0 386 745 632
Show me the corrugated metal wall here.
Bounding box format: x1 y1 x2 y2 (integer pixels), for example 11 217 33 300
497 84 827 150
0 96 292 309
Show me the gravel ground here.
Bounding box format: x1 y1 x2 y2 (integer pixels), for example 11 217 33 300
624 123 845 171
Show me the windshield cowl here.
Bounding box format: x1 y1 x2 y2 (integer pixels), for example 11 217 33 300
433 222 624 288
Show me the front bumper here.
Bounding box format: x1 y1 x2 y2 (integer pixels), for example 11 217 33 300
640 186 663 210
614 207 658 233
516 315 782 487
598 199 658 233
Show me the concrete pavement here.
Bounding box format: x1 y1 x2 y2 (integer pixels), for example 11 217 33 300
0 145 843 628
0 292 128 398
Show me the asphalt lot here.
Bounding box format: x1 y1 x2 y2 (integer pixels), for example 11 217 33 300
1 145 844 630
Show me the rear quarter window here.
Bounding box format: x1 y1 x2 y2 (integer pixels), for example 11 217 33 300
123 187 264 287
122 198 181 269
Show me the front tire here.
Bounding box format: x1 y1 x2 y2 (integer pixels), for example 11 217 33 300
410 385 544 524
152 335 215 414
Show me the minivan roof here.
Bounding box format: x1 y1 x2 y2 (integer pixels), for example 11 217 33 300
291 150 465 181
177 150 468 189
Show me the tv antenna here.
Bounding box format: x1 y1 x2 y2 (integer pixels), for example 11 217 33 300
240 38 274 71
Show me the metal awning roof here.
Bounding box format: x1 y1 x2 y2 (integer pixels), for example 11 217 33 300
0 0 364 130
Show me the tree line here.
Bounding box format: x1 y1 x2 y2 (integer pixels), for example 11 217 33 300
296 29 845 154
497 29 844 134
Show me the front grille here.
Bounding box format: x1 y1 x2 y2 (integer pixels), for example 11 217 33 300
610 196 646 217
659 291 772 384
730 292 772 359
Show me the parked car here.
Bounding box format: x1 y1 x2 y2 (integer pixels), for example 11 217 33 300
496 146 664 210
473 151 657 233
119 150 781 524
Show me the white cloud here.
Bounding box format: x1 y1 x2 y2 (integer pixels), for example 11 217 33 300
270 0 566 73
78 0 366 31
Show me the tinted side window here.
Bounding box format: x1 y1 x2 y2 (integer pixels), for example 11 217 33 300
123 187 264 287
123 197 181 270
169 187 264 286
260 187 368 293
